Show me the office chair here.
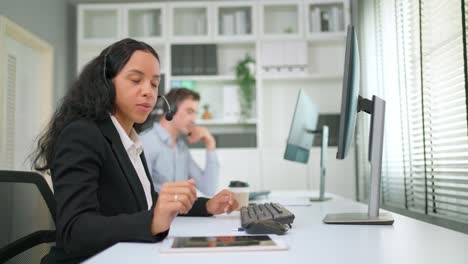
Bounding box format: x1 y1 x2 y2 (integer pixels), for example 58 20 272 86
0 170 56 264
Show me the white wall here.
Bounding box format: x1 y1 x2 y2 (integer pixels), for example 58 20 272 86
0 0 74 104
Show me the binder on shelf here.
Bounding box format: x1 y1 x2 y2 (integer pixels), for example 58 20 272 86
142 12 152 37
171 44 218 76
204 44 218 75
235 10 247 35
158 74 165 96
196 15 206 35
320 9 330 32
171 45 183 76
309 8 315 33
176 11 185 35
182 45 193 75
222 84 241 121
310 7 321 33
192 45 205 75
223 13 235 35
330 6 343 32
336 6 344 31
154 10 162 36
329 7 336 32
221 13 227 35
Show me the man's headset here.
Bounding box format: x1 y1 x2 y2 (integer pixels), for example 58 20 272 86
103 43 176 121
157 95 177 121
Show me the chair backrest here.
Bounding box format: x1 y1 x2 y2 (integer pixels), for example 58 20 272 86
0 170 56 264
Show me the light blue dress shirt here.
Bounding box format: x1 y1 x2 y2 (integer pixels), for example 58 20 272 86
140 123 219 196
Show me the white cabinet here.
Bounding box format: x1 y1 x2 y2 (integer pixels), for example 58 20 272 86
76 4 167 73
76 0 353 194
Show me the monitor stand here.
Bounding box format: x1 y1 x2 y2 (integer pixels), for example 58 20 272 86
323 95 394 225
307 126 331 202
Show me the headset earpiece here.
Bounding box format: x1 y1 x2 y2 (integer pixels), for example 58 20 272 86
158 95 177 121
103 44 116 100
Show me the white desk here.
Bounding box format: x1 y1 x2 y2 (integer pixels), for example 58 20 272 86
85 191 468 264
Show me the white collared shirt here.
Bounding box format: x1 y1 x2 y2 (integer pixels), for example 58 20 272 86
110 115 153 209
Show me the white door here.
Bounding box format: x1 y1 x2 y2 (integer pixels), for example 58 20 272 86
0 16 54 264
4 37 46 170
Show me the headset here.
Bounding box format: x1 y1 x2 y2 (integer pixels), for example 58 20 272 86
157 95 176 121
103 43 116 100
103 43 176 121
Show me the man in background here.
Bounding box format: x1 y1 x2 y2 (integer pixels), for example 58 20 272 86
140 88 219 196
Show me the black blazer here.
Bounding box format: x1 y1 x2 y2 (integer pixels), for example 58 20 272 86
42 117 211 264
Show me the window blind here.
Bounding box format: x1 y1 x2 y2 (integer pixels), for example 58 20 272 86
419 0 468 223
384 0 425 214
357 0 468 232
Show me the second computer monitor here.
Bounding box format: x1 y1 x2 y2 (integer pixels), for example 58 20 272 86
284 89 319 163
284 89 330 201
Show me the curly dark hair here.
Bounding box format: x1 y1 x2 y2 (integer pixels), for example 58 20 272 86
32 38 159 172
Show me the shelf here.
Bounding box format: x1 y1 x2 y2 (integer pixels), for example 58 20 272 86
212 37 256 44
261 73 342 81
77 1 349 151
197 118 257 125
308 0 345 4
171 75 236 82
307 32 346 42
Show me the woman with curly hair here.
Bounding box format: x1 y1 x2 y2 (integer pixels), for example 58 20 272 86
32 38 238 264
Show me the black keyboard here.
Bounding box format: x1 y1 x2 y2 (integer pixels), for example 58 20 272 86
240 202 295 228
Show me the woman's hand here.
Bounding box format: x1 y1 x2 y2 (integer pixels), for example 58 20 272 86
206 189 239 215
151 179 197 235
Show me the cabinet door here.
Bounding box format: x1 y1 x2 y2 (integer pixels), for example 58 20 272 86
169 2 213 43
214 1 256 43
123 3 166 43
78 4 123 44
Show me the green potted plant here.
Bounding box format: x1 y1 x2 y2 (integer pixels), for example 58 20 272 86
235 55 256 121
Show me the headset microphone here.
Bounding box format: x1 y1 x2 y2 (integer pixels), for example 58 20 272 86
158 95 175 121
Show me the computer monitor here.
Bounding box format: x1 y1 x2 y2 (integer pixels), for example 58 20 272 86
284 89 330 201
323 25 394 224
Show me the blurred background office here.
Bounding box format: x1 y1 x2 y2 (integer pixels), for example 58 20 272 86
1 0 468 263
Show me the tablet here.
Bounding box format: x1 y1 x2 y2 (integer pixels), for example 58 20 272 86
160 235 288 253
